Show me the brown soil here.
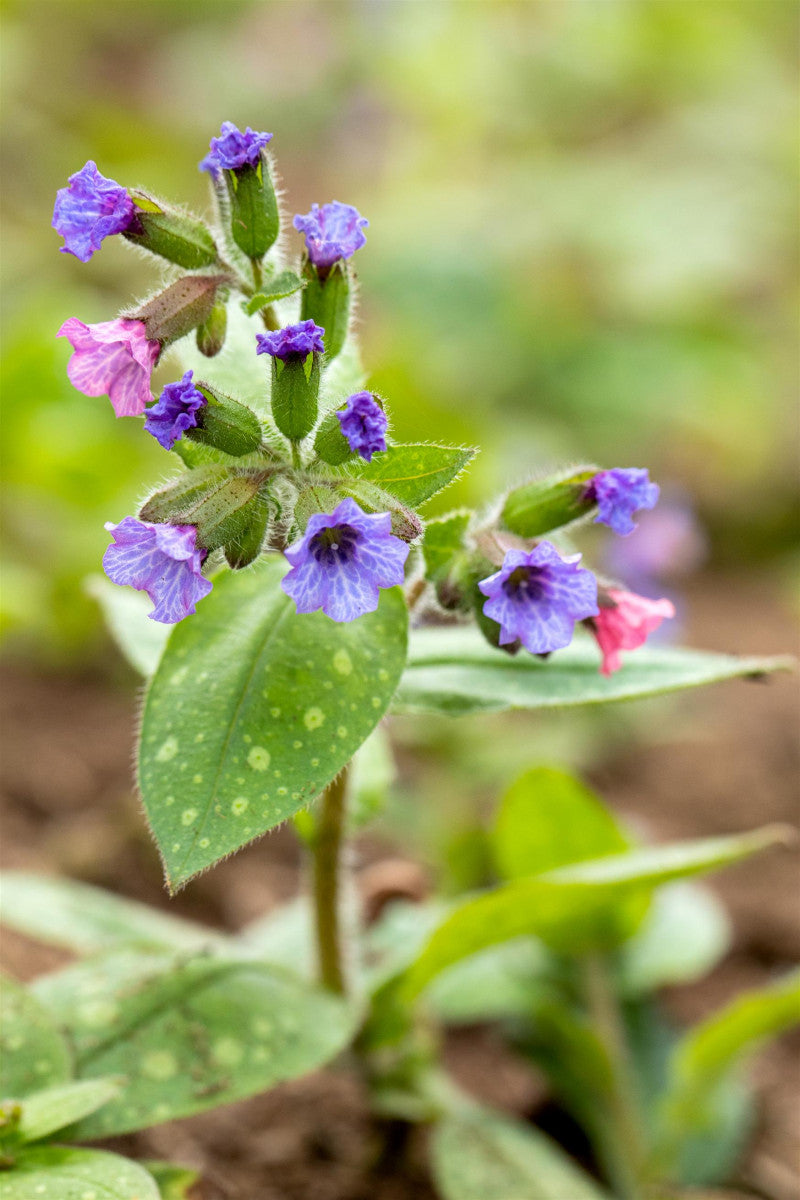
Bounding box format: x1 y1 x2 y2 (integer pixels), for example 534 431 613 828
1 573 798 1199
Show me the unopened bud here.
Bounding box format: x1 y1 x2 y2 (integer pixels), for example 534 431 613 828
196 299 228 357
192 382 262 457
300 258 350 361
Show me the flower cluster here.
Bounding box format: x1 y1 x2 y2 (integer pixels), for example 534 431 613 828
337 392 387 461
200 122 272 174
53 121 674 669
293 201 369 271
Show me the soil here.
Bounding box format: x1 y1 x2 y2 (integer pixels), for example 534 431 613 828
1 573 798 1200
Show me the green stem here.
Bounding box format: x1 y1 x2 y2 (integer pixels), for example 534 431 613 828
582 955 646 1200
290 441 303 470
251 257 263 290
312 767 350 994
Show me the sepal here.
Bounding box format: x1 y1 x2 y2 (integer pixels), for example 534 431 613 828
191 382 262 457
225 157 279 259
196 299 227 357
300 257 350 360
224 494 270 569
502 465 599 538
124 192 218 269
313 407 356 465
131 275 231 345
139 466 270 552
270 352 321 442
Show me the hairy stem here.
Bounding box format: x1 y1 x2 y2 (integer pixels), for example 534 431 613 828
582 955 646 1200
312 766 350 994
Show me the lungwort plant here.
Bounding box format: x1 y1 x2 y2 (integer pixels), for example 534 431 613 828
0 122 793 1198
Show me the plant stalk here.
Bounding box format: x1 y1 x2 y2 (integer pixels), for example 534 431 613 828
582 954 646 1200
312 766 350 994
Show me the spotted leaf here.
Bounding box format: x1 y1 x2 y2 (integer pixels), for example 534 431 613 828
0 975 71 1098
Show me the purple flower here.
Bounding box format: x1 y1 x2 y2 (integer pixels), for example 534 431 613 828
57 318 159 417
337 392 387 461
293 202 368 271
103 517 212 624
478 541 598 655
255 320 325 361
52 161 135 262
282 497 409 622
200 122 273 174
586 468 660 537
144 370 207 450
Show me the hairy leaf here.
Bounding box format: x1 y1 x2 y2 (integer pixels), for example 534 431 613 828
334 443 476 507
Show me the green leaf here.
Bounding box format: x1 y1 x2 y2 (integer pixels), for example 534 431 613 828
334 444 476 507
0 1146 160 1200
431 1107 610 1200
86 574 170 677
492 766 631 880
617 882 731 996
0 871 223 954
0 976 70 1098
140 1162 200 1199
349 725 396 830
501 465 598 538
654 970 800 1178
139 558 407 890
18 1077 121 1144
422 510 471 583
399 827 787 998
37 955 357 1139
396 625 792 715
428 937 555 1025
244 270 305 313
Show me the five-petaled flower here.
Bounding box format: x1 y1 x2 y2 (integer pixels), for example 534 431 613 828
586 468 659 537
57 318 159 417
103 517 212 624
200 121 273 174
337 392 387 462
293 201 368 272
591 588 675 676
145 370 207 450
281 497 408 622
255 320 325 361
52 160 135 262
478 541 598 655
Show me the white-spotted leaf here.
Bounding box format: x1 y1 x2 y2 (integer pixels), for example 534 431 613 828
0 976 71 1098
0 1146 160 1200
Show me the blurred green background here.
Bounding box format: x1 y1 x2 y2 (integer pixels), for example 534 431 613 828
1 0 797 658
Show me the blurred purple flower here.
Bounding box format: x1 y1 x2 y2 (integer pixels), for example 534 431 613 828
256 320 325 361
145 370 206 450
337 392 387 461
282 497 408 622
478 541 598 655
199 122 273 174
607 498 707 588
52 161 135 262
104 517 212 623
57 317 159 417
293 201 368 271
586 468 659 537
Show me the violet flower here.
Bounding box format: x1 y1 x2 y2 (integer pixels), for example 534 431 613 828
57 318 159 417
281 497 408 622
145 370 206 450
103 517 212 624
592 589 675 676
200 122 272 174
586 468 659 537
255 320 325 361
52 161 135 262
478 541 598 655
293 202 368 271
337 392 387 461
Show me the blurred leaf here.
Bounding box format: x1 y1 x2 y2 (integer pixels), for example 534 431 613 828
501 465 598 538
236 897 315 979
0 976 70 1098
399 827 787 997
617 881 731 996
422 510 471 582
431 1107 610 1200
142 1162 200 1199
36 954 357 1139
0 870 223 955
333 444 477 507
395 626 792 715
492 766 631 880
349 724 396 830
18 1077 121 1144
85 574 170 676
138 557 408 890
427 937 556 1025
0 1146 159 1199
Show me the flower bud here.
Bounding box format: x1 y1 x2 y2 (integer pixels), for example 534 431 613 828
255 322 325 442
200 123 278 260
196 299 228 357
192 382 262 457
225 494 270 569
300 258 350 361
502 465 598 539
124 192 218 269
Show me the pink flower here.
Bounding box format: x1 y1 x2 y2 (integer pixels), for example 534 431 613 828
593 588 675 676
57 318 159 417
